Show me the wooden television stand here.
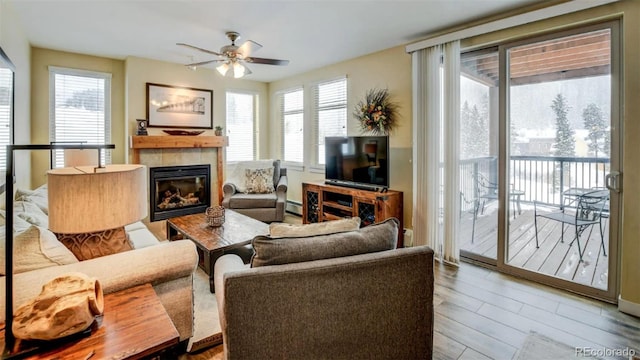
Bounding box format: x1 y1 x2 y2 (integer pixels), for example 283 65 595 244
302 181 404 247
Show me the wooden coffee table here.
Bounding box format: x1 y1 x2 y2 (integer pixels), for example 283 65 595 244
0 284 179 359
167 209 269 293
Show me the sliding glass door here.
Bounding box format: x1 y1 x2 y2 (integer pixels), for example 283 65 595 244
459 48 499 263
460 21 621 301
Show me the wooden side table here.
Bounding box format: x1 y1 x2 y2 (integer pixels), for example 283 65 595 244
0 284 179 359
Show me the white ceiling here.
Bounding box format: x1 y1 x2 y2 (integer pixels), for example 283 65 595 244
10 0 546 82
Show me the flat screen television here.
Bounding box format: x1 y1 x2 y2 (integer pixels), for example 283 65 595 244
325 136 389 189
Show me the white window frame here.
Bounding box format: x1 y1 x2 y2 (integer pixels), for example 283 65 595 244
278 87 304 171
310 76 348 173
225 90 258 164
49 66 112 168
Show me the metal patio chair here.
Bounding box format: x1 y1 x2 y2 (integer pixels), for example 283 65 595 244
534 188 609 261
474 172 525 219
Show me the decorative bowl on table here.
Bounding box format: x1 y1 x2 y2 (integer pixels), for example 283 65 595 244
205 206 225 227
162 130 205 136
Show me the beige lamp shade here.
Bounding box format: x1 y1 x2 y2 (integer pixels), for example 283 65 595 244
47 164 148 234
64 149 98 167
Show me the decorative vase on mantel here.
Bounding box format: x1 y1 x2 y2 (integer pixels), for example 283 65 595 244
214 126 223 136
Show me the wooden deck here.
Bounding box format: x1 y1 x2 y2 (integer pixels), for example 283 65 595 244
459 204 609 291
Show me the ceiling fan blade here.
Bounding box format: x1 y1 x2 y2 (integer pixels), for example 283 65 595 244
245 57 289 66
237 40 262 58
186 59 224 67
176 43 222 56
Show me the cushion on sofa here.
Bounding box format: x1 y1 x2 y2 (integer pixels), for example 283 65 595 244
15 185 49 215
228 193 277 209
126 228 161 249
226 160 275 193
0 225 79 275
56 227 133 261
251 217 398 267
245 167 275 194
14 201 48 229
269 217 361 238
0 209 32 234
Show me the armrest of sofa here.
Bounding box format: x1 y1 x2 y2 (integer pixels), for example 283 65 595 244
222 183 237 207
276 169 288 194
0 240 198 340
213 254 247 331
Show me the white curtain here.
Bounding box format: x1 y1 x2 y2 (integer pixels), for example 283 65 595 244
411 41 461 264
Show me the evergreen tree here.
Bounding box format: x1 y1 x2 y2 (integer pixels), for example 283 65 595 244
460 100 489 159
582 103 609 158
64 88 104 112
460 101 473 159
551 94 575 157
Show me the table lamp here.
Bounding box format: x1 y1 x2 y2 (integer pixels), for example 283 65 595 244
2 144 149 358
47 164 147 234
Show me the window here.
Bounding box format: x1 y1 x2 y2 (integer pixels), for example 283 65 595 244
279 88 304 163
313 77 347 165
49 67 111 168
226 91 257 162
0 67 12 169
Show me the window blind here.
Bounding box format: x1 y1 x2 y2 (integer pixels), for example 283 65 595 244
49 67 111 168
226 91 256 162
280 88 304 163
0 68 12 169
313 77 347 165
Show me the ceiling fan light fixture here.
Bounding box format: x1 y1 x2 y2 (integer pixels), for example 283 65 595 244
233 62 246 78
179 31 288 79
216 62 230 76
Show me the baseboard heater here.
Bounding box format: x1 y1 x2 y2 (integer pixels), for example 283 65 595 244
286 200 303 216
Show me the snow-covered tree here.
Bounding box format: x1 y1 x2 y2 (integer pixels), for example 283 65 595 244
551 94 575 157
550 93 575 190
460 100 489 159
582 103 609 158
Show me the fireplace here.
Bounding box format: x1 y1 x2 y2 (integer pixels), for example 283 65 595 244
149 165 211 221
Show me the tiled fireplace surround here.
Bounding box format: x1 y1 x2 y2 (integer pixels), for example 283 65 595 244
129 135 227 236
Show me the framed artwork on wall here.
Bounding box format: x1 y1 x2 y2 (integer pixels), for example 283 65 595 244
146 83 213 129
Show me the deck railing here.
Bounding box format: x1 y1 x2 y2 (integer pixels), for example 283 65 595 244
460 156 610 210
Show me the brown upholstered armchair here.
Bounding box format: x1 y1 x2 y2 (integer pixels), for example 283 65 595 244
221 160 287 223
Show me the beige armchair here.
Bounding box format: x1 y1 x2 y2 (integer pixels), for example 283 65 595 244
222 160 287 223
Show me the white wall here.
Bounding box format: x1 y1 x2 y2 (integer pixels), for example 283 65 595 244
123 56 269 162
0 0 31 189
268 45 414 228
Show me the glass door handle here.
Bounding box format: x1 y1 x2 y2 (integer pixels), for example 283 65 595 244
606 171 622 193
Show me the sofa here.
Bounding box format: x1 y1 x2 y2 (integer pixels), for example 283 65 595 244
222 159 288 223
0 185 198 343
214 218 434 359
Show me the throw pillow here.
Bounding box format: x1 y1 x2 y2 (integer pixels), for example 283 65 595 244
225 159 275 193
269 217 361 238
251 217 398 267
6 225 79 274
15 184 49 214
14 201 49 229
245 167 274 194
56 227 132 261
0 209 32 234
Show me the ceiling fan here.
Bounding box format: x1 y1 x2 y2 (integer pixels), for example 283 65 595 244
177 31 289 78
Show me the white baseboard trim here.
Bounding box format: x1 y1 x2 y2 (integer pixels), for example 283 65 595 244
286 200 302 216
618 295 640 317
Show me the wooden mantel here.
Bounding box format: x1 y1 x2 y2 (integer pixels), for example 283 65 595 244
129 135 228 203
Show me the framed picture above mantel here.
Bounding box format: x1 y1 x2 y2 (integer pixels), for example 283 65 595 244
146 83 213 129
